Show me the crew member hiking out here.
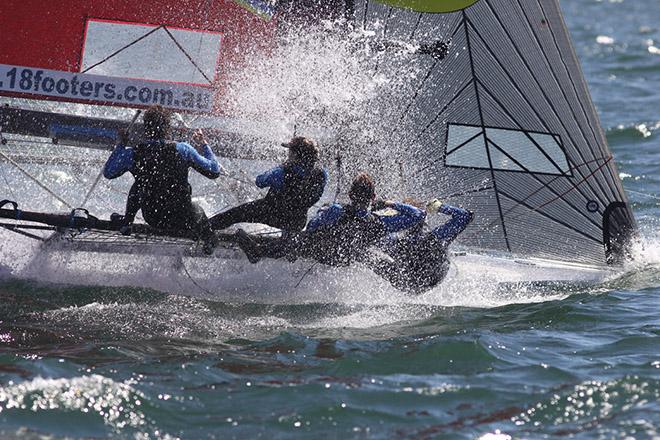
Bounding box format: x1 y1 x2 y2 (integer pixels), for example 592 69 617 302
209 136 327 233
234 172 425 266
103 105 222 252
364 199 473 293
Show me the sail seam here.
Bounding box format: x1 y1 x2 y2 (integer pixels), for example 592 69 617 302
534 0 623 201
497 190 602 244
486 138 602 230
458 156 613 242
518 0 620 201
475 84 573 178
463 10 511 252
446 131 483 155
162 27 213 85
362 0 370 30
466 7 614 204
496 155 613 235
415 79 474 142
388 14 464 140
466 17 610 208
409 13 423 39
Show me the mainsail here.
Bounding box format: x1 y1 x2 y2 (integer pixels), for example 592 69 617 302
345 0 635 266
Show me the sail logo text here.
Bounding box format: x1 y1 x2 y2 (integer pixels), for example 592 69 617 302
0 64 213 113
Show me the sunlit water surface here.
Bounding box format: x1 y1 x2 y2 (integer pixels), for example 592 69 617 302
0 0 659 438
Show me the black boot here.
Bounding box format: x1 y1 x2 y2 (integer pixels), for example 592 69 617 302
234 229 261 264
202 232 219 255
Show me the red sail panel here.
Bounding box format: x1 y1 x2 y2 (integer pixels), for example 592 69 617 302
0 0 278 112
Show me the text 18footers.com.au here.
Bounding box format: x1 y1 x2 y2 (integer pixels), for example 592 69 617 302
0 64 213 112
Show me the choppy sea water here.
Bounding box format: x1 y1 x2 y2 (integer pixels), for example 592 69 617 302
0 0 659 438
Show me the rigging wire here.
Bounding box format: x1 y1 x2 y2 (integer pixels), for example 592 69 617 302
80 110 141 208
0 147 73 208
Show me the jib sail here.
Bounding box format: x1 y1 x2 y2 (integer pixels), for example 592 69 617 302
353 0 635 266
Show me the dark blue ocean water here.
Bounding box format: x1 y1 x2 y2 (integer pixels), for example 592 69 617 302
0 1 658 438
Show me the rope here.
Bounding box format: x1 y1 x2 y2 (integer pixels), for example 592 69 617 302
0 149 73 208
294 262 318 288
180 258 215 296
333 153 342 203
80 110 141 208
0 224 45 241
82 25 165 73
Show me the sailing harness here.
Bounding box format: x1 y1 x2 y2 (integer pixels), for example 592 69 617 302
132 141 192 228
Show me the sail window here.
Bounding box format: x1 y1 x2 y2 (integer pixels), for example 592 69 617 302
81 19 222 86
445 123 571 175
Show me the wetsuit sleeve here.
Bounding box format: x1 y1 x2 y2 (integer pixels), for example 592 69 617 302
103 144 134 179
378 202 426 233
177 142 221 179
255 166 285 190
306 204 344 232
431 204 474 243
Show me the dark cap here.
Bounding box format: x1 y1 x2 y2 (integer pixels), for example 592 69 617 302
281 136 320 163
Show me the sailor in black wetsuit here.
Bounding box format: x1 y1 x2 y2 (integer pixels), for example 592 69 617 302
210 137 327 233
234 173 425 266
364 199 474 293
103 106 222 251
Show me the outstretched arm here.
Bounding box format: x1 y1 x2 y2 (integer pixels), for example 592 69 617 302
255 166 285 191
431 204 473 243
377 202 426 233
103 144 134 179
177 142 221 179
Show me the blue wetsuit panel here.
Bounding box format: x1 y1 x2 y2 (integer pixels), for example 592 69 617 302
307 204 345 232
176 142 221 179
255 165 329 193
378 202 426 233
431 204 473 243
103 144 133 179
256 166 285 190
306 203 424 233
103 141 221 179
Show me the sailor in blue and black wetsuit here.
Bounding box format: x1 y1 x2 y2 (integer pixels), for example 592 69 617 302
234 173 425 266
103 106 222 250
365 199 474 293
210 136 327 233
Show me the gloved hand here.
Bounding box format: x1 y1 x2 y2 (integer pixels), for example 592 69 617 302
426 199 443 213
372 200 394 211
